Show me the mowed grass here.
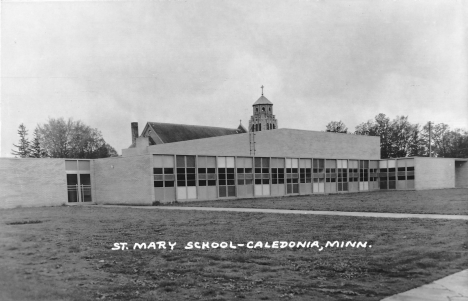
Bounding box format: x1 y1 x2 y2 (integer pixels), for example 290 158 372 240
1 206 467 301
172 188 468 215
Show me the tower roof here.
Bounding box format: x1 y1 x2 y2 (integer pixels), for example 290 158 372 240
253 95 273 106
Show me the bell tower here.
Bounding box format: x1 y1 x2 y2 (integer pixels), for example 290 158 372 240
249 86 278 132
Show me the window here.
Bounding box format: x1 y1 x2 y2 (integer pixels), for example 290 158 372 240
406 160 415 181
325 160 337 183
271 160 285 185
198 156 216 186
65 160 78 171
379 160 397 189
299 159 312 184
175 155 197 200
359 160 369 182
369 168 378 181
387 160 396 189
369 161 379 182
254 157 270 185
407 166 415 180
337 160 348 191
218 157 235 197
237 157 253 185
176 156 196 187
153 156 175 188
348 160 358 182
262 107 265 112
312 159 325 192
286 158 299 194
398 164 406 181
378 160 388 189
313 159 324 174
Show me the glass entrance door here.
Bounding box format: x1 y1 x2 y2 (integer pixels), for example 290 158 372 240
66 173 92 202
79 174 92 202
67 174 79 202
66 160 92 203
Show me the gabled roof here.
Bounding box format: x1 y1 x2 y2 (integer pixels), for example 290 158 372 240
253 95 273 106
146 122 246 144
237 123 247 133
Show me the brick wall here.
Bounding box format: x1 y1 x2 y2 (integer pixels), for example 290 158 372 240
414 157 455 190
455 161 468 188
131 128 380 160
93 155 153 205
0 158 67 209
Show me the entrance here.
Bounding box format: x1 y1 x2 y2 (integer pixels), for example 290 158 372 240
65 160 92 203
455 160 468 188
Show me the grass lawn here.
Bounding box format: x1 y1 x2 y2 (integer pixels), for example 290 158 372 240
171 188 468 215
1 206 468 300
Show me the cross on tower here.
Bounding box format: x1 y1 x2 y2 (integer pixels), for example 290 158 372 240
261 85 264 96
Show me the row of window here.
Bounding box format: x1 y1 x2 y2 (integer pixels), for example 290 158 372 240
251 123 276 132
153 156 415 189
154 171 414 185
255 106 271 113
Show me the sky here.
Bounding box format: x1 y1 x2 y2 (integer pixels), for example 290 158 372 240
1 0 467 156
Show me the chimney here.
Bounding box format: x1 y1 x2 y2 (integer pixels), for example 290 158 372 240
131 122 138 145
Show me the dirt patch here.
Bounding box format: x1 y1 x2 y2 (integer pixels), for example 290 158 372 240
6 220 44 225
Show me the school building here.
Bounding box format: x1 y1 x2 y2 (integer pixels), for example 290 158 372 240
1 94 467 208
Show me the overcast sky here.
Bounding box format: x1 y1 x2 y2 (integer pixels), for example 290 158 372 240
1 0 467 156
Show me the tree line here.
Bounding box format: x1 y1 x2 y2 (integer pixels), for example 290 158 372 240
12 118 118 159
325 113 468 159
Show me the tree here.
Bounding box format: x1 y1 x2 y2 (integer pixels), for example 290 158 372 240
388 116 422 158
354 114 468 158
325 121 348 133
11 124 30 158
356 113 394 158
374 113 392 158
354 114 423 158
421 123 468 158
37 117 118 158
29 128 47 158
36 118 70 158
94 143 119 158
441 129 468 158
354 120 379 136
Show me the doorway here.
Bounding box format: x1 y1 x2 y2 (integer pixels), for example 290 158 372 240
65 160 92 203
455 161 468 188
